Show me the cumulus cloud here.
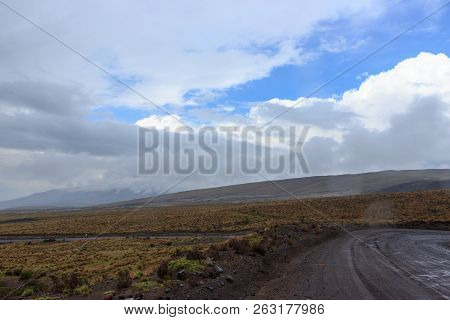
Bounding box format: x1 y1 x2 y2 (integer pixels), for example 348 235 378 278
247 52 450 173
340 52 450 130
249 53 450 130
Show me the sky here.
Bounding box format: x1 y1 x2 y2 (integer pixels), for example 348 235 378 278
0 0 449 201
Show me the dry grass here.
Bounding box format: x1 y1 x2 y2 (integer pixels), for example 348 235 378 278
0 237 218 286
0 190 448 236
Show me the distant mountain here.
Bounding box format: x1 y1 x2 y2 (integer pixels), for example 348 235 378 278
0 188 150 211
1 169 449 211
109 169 450 208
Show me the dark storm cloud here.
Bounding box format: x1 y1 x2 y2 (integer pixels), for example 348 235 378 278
305 96 450 174
0 81 94 115
0 80 137 156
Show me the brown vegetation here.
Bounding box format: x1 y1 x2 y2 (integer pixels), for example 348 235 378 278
0 190 448 236
0 237 218 299
0 190 448 299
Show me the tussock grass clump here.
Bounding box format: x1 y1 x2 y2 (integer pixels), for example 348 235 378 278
21 287 34 297
50 272 85 294
228 238 250 254
19 269 33 280
131 280 159 293
157 261 169 279
228 234 269 255
207 242 229 259
167 257 204 274
116 270 132 289
248 234 267 255
36 295 56 300
157 255 206 280
74 284 91 296
185 249 206 261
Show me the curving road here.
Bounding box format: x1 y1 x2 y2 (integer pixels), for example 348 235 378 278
292 228 450 299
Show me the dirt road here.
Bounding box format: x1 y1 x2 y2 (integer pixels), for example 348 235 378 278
0 231 251 244
256 228 450 299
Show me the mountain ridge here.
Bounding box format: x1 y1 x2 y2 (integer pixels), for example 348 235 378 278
105 169 450 208
1 169 449 212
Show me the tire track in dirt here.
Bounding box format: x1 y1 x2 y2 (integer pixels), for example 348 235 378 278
255 228 450 299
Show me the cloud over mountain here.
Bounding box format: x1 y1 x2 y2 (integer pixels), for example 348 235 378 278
0 0 448 201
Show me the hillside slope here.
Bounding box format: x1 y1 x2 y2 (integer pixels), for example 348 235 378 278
110 169 450 208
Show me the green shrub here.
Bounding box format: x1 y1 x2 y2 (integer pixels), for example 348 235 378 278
21 288 34 297
131 281 159 293
36 296 56 300
74 285 91 296
248 234 267 255
167 257 204 273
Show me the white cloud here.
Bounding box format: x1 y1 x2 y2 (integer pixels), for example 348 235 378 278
356 72 369 81
319 36 367 53
0 0 387 108
243 52 450 173
249 52 450 130
341 52 450 130
136 115 184 130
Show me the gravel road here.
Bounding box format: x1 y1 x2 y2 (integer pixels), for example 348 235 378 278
256 228 450 299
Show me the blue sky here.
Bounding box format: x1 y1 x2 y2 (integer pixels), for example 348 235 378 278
89 0 450 124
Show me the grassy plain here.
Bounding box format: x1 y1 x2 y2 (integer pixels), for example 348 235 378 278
0 190 448 299
0 190 448 236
